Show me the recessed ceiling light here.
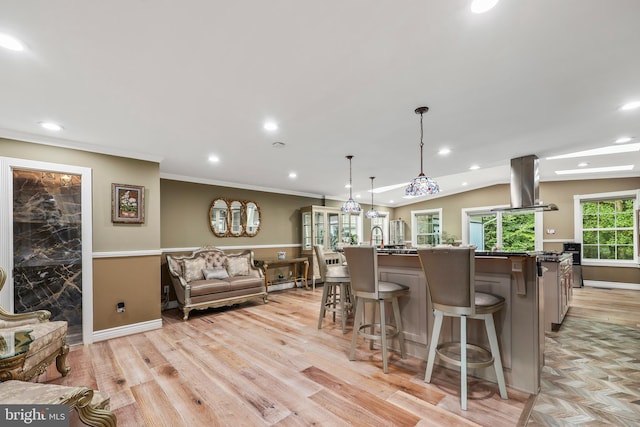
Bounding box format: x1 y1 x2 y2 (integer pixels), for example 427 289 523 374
389 200 394 203
470 0 499 14
462 182 468 186
0 33 25 51
615 136 632 144
264 121 278 131
288 172 297 178
208 155 220 163
469 164 480 170
355 194 361 199
577 162 589 167
620 101 640 111
438 148 451 156
546 143 640 159
345 184 351 189
39 122 63 131
555 165 634 175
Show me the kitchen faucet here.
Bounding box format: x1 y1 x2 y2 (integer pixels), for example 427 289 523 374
370 225 384 248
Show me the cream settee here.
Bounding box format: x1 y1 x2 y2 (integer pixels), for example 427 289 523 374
166 247 267 320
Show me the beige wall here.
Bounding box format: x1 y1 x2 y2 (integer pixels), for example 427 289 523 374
1 138 162 331
93 255 161 330
160 179 322 249
394 177 640 284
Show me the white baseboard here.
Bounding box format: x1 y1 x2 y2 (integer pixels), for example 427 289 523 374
583 280 640 291
92 318 163 343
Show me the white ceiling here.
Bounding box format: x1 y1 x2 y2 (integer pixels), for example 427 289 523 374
1 0 639 207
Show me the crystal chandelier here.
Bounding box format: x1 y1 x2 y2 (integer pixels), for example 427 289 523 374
341 155 362 213
405 106 439 197
365 176 379 219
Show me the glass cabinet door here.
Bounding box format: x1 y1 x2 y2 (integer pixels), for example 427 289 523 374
341 213 359 245
302 211 312 251
314 211 325 248
328 212 339 250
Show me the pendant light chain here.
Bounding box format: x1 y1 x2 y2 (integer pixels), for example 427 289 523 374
405 106 439 197
419 111 424 175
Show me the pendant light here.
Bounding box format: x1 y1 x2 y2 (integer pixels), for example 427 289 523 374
405 106 440 197
341 155 362 213
365 176 379 219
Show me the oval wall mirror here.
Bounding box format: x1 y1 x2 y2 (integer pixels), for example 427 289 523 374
209 198 229 237
229 200 244 236
244 201 261 237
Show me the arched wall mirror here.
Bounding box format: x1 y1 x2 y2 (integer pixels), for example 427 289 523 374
229 200 243 236
209 198 229 237
244 201 261 236
208 198 261 237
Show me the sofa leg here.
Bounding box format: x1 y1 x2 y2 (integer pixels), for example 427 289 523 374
56 344 71 377
183 309 190 320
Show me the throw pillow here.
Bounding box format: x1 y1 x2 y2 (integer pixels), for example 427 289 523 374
183 257 207 282
202 267 229 280
226 254 250 276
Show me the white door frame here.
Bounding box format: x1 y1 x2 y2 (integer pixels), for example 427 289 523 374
0 156 93 344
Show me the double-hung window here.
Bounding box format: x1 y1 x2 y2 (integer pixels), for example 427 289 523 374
411 209 441 246
574 190 639 265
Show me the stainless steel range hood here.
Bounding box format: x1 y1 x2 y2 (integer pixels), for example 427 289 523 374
493 155 558 212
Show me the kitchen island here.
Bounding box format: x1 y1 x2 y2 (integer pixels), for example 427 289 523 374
376 250 543 394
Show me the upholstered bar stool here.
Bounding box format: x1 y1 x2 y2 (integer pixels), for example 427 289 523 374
343 246 409 373
314 245 352 334
417 247 508 410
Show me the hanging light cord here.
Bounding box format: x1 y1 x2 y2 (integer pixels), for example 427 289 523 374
419 111 424 175
348 156 354 198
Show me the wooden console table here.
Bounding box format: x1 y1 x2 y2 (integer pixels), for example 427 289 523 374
256 257 309 292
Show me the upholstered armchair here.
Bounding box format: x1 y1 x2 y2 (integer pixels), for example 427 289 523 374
0 266 70 381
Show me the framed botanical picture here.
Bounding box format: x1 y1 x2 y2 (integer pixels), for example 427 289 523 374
112 183 145 224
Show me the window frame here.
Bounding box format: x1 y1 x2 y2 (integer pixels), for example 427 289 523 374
573 190 639 267
461 204 543 251
411 208 442 247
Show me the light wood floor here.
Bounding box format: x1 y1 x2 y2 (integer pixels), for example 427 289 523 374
37 285 638 426
566 286 640 328
40 287 529 426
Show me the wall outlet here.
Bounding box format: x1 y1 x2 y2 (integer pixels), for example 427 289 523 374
163 285 169 295
116 301 125 313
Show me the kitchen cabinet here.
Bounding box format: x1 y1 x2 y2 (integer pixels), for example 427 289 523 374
542 255 573 332
301 205 361 285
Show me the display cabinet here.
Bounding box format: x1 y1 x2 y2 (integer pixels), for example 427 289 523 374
301 205 362 285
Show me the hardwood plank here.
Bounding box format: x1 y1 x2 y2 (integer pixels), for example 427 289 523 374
303 365 421 426
386 390 482 427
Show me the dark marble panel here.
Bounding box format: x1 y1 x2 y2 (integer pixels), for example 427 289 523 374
12 170 83 344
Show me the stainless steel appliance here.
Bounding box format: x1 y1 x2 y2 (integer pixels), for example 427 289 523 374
563 242 583 288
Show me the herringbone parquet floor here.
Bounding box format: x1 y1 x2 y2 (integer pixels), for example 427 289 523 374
527 287 640 426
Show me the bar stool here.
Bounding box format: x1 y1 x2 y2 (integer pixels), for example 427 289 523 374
417 246 508 410
343 246 409 374
314 245 352 334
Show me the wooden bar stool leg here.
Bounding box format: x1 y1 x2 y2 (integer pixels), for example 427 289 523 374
331 284 337 322
349 297 364 361
380 300 388 373
318 282 331 329
339 283 347 334
425 311 443 382
485 313 508 400
461 315 468 411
